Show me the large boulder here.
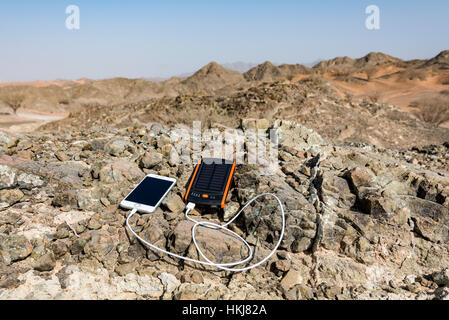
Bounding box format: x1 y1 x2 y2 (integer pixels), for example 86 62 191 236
407 198 449 243
169 220 249 265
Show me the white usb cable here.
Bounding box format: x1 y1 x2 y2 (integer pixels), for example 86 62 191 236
126 193 285 272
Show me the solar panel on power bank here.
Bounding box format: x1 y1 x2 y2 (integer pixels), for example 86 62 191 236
184 158 236 208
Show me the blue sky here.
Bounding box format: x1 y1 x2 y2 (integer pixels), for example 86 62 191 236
0 0 448 82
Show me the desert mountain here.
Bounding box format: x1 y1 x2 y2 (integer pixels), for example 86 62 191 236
1 50 449 131
353 52 404 68
221 62 258 73
180 62 245 92
244 61 310 82
421 50 449 69
313 56 356 72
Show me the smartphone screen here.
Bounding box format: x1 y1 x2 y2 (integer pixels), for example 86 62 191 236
125 176 175 207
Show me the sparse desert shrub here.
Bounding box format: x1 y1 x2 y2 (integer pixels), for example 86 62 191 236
440 90 449 96
75 97 107 108
403 69 427 81
332 66 356 82
410 95 449 126
367 91 381 103
58 98 70 105
441 76 449 85
365 66 378 81
0 89 26 114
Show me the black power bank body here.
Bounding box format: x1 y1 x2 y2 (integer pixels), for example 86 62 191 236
184 158 236 208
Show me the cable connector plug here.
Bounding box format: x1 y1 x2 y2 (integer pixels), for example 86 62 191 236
186 202 196 212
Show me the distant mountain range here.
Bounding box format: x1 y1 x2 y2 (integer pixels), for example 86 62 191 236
1 50 448 117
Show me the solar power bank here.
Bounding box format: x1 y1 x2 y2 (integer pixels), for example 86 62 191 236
184 158 236 208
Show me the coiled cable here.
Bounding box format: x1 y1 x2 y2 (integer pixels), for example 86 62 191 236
126 193 285 272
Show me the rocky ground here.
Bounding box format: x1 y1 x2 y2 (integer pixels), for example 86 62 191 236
1 115 449 300
43 78 449 149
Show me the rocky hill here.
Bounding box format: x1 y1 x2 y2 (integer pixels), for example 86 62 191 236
42 77 449 149
244 62 310 82
179 62 246 94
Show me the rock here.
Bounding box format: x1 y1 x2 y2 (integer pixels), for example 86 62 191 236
99 161 143 185
164 211 177 221
55 151 69 162
280 269 303 290
0 165 16 189
16 172 44 190
291 237 313 253
159 272 181 299
51 240 69 258
432 269 449 286
100 197 111 207
223 202 240 222
76 189 100 210
91 161 105 179
285 284 314 300
104 139 131 156
140 151 163 169
0 189 24 206
170 220 248 264
168 149 180 166
322 173 356 207
0 133 19 148
88 216 102 230
33 252 56 272
275 259 291 272
181 272 204 284
0 234 33 265
272 120 326 151
83 230 118 270
277 251 291 260
161 144 173 157
53 190 78 208
162 194 185 213
113 273 164 299
115 263 136 276
408 198 449 243
241 118 270 131
191 271 204 284
345 167 377 190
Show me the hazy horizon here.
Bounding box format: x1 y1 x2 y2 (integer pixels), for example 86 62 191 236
1 0 449 82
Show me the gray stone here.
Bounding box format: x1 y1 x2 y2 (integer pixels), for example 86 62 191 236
16 172 44 190
162 194 185 213
280 269 303 290
33 252 56 272
0 234 33 265
223 202 240 222
432 269 449 286
0 133 19 148
159 272 181 299
0 189 24 206
104 139 131 156
99 161 143 185
0 165 16 190
140 151 163 169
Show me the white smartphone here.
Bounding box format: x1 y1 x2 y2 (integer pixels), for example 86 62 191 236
120 174 177 213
